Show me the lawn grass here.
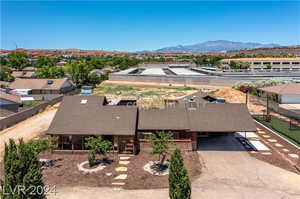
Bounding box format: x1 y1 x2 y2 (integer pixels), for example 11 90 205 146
22 100 44 107
253 115 300 147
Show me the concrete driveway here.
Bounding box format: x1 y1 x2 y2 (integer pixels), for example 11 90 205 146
48 135 300 199
194 134 300 199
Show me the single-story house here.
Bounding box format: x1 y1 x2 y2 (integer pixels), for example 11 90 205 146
11 71 36 78
0 88 21 117
47 95 257 154
260 83 300 104
9 78 74 95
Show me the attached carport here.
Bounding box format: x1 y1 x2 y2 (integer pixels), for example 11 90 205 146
186 103 257 150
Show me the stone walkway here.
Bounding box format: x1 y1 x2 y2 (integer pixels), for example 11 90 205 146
111 156 131 187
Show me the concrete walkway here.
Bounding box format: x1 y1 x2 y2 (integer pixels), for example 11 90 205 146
47 135 300 199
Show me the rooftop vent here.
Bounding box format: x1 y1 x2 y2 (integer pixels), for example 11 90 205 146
80 99 87 104
47 80 54 85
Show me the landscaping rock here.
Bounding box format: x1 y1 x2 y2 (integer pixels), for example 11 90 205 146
143 161 169 176
274 143 283 147
77 161 106 173
267 139 277 142
106 173 112 176
262 135 270 138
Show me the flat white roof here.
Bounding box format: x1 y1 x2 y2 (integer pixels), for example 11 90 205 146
140 68 166 75
168 68 204 76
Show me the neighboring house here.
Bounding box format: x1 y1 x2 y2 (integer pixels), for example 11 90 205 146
220 58 300 70
165 90 217 107
260 83 300 104
0 88 21 117
9 78 74 95
11 71 36 78
47 95 256 154
22 66 36 71
0 81 10 88
90 69 103 76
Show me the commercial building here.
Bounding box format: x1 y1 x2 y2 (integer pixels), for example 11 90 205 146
220 58 300 70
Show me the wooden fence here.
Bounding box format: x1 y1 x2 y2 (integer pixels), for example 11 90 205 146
0 96 63 131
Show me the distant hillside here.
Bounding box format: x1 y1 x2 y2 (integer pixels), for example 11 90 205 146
151 40 280 53
225 45 300 56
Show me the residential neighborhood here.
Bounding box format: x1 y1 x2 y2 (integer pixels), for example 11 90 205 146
1 1 300 199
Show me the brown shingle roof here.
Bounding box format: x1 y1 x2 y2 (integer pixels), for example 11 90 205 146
0 89 21 104
138 107 189 131
138 103 256 132
9 79 71 90
260 83 300 95
187 103 257 132
47 96 137 136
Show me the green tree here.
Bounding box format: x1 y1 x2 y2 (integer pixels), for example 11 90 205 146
88 73 101 85
0 65 15 82
65 60 92 86
7 52 29 71
169 148 191 199
84 136 112 166
1 139 45 199
34 56 58 68
36 66 65 78
148 132 173 168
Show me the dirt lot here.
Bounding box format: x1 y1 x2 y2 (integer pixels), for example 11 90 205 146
0 106 58 160
213 87 265 114
41 150 201 189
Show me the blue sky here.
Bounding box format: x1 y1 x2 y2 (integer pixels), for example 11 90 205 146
1 1 300 51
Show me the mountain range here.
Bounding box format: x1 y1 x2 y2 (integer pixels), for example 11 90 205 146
147 40 280 53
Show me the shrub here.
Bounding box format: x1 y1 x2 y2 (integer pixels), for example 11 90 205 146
169 148 191 199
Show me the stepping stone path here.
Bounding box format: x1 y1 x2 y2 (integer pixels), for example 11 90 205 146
275 143 283 147
288 154 299 159
120 157 130 160
116 167 128 172
261 152 272 155
262 135 270 138
114 174 127 180
111 156 131 187
267 139 277 143
282 148 290 152
119 161 130 165
112 182 125 186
